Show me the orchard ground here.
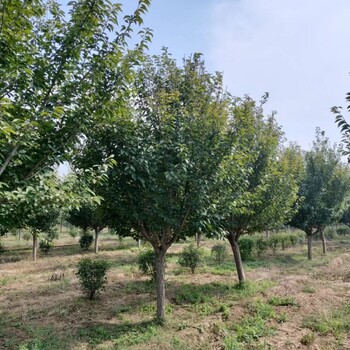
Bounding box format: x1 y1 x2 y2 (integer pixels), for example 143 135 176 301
1 231 350 350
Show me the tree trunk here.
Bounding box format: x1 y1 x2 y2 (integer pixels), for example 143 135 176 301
33 235 38 261
320 229 327 254
227 232 245 284
94 228 99 254
265 230 270 239
137 239 141 247
307 234 313 260
155 249 166 323
196 233 201 247
18 228 21 240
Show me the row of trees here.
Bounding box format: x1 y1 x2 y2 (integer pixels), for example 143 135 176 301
1 0 350 323
66 52 350 321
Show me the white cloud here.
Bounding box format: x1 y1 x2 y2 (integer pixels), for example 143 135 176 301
209 0 350 149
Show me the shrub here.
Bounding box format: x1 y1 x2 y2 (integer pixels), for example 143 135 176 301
269 235 279 252
211 244 228 264
278 234 290 250
47 228 58 241
238 237 254 261
178 244 203 274
76 258 110 299
79 233 93 251
138 249 156 280
336 227 349 236
39 238 54 254
255 237 269 257
69 227 78 238
23 232 31 241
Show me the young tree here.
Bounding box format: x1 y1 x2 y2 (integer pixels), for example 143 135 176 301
213 98 301 283
0 0 151 230
67 204 106 253
75 51 232 321
290 129 350 259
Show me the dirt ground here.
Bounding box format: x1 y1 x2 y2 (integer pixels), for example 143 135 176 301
1 233 350 350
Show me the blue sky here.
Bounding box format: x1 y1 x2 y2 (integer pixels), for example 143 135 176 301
60 0 350 150
138 0 350 150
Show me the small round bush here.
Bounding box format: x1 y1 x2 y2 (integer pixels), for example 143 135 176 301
79 233 93 251
23 232 31 241
138 249 156 280
178 244 203 274
336 227 349 236
238 237 254 261
211 244 228 264
76 258 110 299
269 235 280 252
69 227 78 238
39 238 54 254
255 237 269 257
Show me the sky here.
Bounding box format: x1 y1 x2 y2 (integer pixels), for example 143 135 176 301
137 0 350 150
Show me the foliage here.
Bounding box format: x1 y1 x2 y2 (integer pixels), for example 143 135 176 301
255 237 269 257
336 227 350 235
75 50 234 320
137 249 157 280
69 227 79 238
76 258 110 299
39 238 54 254
211 244 228 264
0 0 151 194
290 129 350 258
79 233 93 251
239 237 255 261
178 244 204 274
67 203 105 235
211 97 302 282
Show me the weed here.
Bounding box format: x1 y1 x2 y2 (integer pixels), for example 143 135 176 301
235 315 272 343
300 332 315 345
268 296 299 307
303 303 350 338
275 311 287 323
223 335 243 350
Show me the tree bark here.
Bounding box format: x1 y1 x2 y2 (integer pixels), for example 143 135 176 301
265 230 270 239
196 233 201 247
307 234 313 260
33 234 38 261
137 239 141 247
94 228 99 254
320 229 327 254
227 232 245 284
155 249 166 323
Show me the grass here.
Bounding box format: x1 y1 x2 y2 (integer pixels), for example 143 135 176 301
303 303 350 339
268 296 299 307
2 231 350 349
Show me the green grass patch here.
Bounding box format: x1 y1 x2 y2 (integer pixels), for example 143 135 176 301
268 296 299 307
78 321 158 347
303 303 350 338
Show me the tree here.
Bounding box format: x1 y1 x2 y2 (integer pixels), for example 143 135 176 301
67 203 106 253
213 98 301 283
290 129 350 259
333 92 350 159
75 51 232 321
0 0 151 230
